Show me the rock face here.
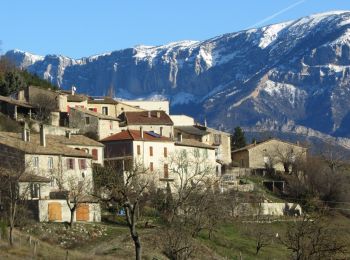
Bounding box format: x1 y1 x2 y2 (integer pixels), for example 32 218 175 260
4 11 350 139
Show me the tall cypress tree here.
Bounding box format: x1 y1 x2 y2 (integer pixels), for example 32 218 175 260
231 126 247 150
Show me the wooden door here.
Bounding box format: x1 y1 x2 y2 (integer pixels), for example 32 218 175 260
76 204 89 221
48 202 62 221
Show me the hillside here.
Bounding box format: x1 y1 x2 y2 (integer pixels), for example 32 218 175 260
4 11 350 141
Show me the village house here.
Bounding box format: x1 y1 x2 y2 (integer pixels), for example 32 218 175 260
174 124 232 168
0 125 102 223
231 138 307 172
101 129 218 189
86 97 144 118
69 107 120 140
0 95 34 121
121 100 170 114
118 110 174 138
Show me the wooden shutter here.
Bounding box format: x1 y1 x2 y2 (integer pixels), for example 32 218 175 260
92 149 98 160
137 145 141 155
164 147 167 158
149 146 153 156
48 202 62 221
76 204 89 221
150 162 154 172
164 164 169 179
79 159 86 170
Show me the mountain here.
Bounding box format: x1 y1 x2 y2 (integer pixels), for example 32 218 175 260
4 11 350 142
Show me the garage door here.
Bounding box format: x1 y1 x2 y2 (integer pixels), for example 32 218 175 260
76 204 89 221
48 202 62 221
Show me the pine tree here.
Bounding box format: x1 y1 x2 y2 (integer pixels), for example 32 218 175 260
231 126 247 151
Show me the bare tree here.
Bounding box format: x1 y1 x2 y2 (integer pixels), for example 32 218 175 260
280 214 347 260
94 160 150 260
0 164 30 245
31 93 57 123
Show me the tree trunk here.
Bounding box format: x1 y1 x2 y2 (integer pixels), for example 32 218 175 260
69 209 74 228
9 226 13 246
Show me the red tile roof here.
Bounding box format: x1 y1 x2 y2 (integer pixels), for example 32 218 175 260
120 111 173 126
100 130 172 142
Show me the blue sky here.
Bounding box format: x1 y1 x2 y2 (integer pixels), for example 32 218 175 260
1 0 349 58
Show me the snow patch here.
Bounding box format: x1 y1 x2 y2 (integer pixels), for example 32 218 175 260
258 22 291 49
263 80 306 105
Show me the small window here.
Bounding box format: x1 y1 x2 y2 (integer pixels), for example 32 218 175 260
67 158 75 170
150 162 154 172
30 183 40 199
164 164 169 179
33 157 39 168
102 106 108 115
48 157 53 169
137 145 141 155
164 147 167 158
92 149 98 160
79 159 87 170
85 117 90 125
149 146 153 156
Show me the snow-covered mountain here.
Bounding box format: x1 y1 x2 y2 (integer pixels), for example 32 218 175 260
5 11 350 140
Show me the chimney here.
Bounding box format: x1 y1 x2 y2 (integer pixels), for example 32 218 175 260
40 124 46 147
148 111 151 118
204 118 207 127
140 126 144 139
65 130 71 139
296 141 300 146
160 127 163 136
156 111 161 118
177 132 182 142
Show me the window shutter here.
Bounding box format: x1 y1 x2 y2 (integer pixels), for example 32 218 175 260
92 149 98 160
164 147 167 158
150 162 153 172
137 145 141 155
149 146 153 156
164 164 169 179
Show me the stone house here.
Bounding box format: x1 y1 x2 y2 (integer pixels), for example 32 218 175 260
118 110 174 138
174 124 232 167
0 127 102 222
86 97 144 118
0 95 34 121
101 130 218 189
232 138 307 172
69 107 120 141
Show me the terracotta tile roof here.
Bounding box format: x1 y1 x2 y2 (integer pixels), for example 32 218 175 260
175 138 216 150
88 97 119 104
100 129 172 142
0 132 96 157
175 125 209 136
120 111 173 126
19 174 51 183
71 107 120 121
67 94 88 102
232 138 306 153
50 134 104 147
0 95 33 108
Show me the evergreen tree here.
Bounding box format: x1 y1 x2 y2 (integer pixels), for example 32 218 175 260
231 126 247 150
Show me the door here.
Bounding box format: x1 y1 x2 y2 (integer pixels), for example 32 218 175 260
48 202 62 221
76 204 89 221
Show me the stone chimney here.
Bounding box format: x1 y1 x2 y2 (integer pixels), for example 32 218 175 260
177 132 183 142
148 111 151 118
40 124 46 147
156 111 161 118
140 126 144 139
65 130 71 139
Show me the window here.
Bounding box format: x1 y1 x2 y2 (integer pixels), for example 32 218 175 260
48 157 53 170
30 183 40 199
92 149 98 160
79 159 87 170
102 106 108 115
150 162 154 172
50 177 55 187
137 145 141 155
85 117 90 125
164 164 169 179
149 146 153 156
67 158 75 170
33 157 39 168
164 147 167 158
214 134 221 145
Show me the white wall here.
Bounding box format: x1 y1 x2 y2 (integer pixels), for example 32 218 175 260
122 100 170 114
170 115 195 126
